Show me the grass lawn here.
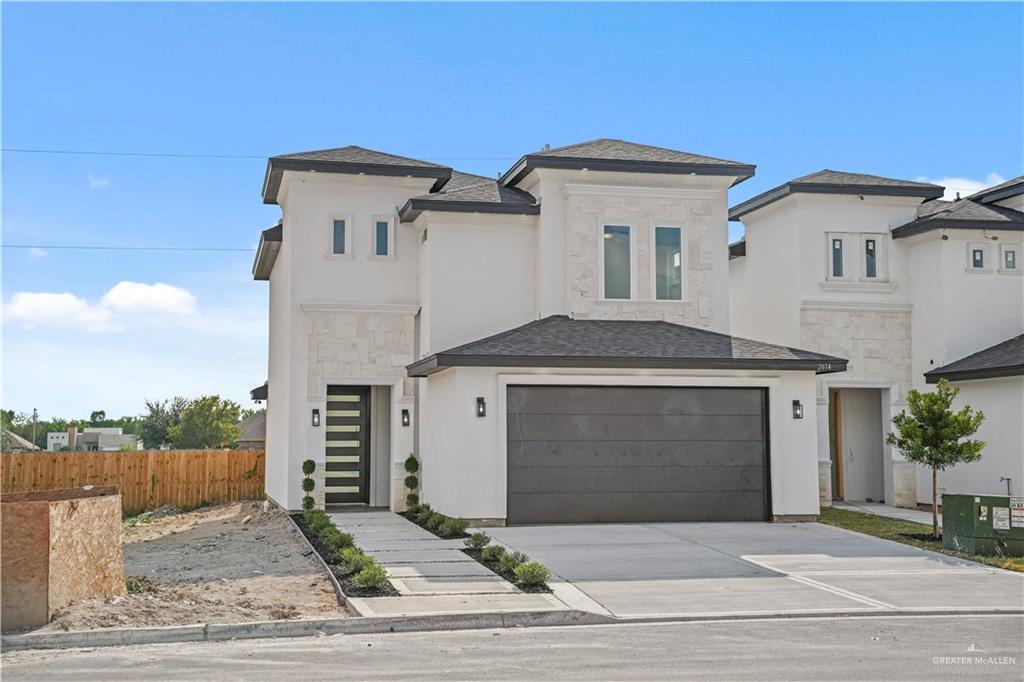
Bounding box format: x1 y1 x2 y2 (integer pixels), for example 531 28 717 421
819 506 1024 573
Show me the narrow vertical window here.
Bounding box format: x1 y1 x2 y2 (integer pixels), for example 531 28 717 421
1005 249 1017 270
865 239 877 278
831 238 844 278
332 219 346 255
603 225 631 299
375 220 390 256
972 249 984 269
655 226 683 300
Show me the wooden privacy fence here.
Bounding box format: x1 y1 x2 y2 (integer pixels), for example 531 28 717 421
1 450 265 514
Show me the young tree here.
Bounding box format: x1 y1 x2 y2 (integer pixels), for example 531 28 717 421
89 410 107 426
886 379 985 538
138 397 187 449
168 396 242 449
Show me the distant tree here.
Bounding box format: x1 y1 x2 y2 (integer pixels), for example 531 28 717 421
138 397 188 449
168 396 242 449
239 407 267 420
89 410 107 426
887 379 985 539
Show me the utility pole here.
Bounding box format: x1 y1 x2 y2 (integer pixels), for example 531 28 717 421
32 408 38 448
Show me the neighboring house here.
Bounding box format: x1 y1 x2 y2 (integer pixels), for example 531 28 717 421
729 173 1024 508
47 427 142 451
3 429 40 452
238 411 266 450
253 139 847 523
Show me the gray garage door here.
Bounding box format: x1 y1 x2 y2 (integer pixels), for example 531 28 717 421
506 386 769 524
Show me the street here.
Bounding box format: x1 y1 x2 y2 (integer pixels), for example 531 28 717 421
4 615 1022 681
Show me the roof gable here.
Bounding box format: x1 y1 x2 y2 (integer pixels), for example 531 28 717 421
925 334 1024 383
967 175 1024 205
891 198 1024 238
398 172 539 222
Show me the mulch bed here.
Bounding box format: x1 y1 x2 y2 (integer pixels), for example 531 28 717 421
462 549 552 594
399 511 470 539
901 532 943 543
291 514 399 598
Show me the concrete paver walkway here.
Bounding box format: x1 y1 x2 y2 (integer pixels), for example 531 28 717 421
833 501 941 527
327 510 567 617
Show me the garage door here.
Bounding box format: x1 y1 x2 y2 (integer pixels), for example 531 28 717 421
506 386 769 524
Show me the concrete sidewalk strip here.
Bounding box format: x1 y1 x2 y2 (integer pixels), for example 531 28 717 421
389 576 519 595
359 538 466 551
386 562 494 578
371 548 476 564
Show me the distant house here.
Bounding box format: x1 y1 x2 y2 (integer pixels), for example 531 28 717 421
46 427 142 452
238 412 266 450
3 430 40 452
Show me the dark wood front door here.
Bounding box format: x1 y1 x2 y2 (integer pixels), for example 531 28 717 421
325 386 370 504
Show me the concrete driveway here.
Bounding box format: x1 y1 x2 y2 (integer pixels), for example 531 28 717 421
487 522 1024 619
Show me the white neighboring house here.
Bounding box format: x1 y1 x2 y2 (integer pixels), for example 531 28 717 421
46 427 142 451
729 173 1024 507
253 139 847 523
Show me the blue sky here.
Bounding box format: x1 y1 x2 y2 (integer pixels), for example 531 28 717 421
3 2 1022 419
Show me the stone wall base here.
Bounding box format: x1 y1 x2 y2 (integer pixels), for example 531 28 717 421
892 461 918 508
818 461 833 508
773 514 819 523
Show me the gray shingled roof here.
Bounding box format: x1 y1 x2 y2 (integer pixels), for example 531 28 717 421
891 198 1024 238
252 222 283 281
398 172 539 222
407 315 846 376
729 169 945 221
501 138 756 187
262 145 451 204
967 176 1024 204
925 334 1024 383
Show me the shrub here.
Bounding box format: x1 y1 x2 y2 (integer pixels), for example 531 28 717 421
404 454 419 474
304 509 332 534
406 493 420 508
426 512 446 531
404 475 419 490
499 551 529 574
301 496 315 511
301 478 315 493
302 459 316 476
353 561 389 589
513 561 550 586
415 505 434 523
464 532 491 550
339 546 372 573
439 517 471 538
321 527 354 552
126 575 155 594
481 545 506 562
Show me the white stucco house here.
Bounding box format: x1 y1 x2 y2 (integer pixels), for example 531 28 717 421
252 139 850 524
729 173 1024 508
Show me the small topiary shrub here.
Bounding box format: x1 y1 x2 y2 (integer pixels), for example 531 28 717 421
301 478 315 493
353 560 389 589
499 551 529 574
404 474 419 490
426 512 446 531
439 517 470 538
415 504 433 523
321 527 354 553
302 496 315 511
406 493 420 508
464 531 491 550
513 561 550 586
301 459 317 511
404 453 419 474
339 546 372 573
304 509 332 535
302 459 316 476
481 545 506 562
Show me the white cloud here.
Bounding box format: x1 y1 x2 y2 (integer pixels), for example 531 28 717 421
916 173 1006 201
4 281 196 333
27 247 48 259
100 282 197 316
4 292 115 332
87 174 111 189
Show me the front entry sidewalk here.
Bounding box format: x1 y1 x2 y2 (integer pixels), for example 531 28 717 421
833 501 941 527
327 510 567 617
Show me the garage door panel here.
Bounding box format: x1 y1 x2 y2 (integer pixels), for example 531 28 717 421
507 440 765 468
506 385 768 524
507 492 768 525
508 464 766 495
507 386 764 416
508 413 765 442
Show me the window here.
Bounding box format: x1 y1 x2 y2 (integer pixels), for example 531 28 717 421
864 238 877 278
1003 247 1017 271
332 219 347 255
972 248 985 269
375 221 389 256
654 226 683 300
371 216 395 259
830 237 845 278
602 225 632 299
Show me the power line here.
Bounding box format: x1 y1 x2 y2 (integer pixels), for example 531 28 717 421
1 147 519 161
3 244 255 252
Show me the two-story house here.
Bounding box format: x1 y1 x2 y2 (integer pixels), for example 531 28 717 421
252 139 846 525
729 173 1024 508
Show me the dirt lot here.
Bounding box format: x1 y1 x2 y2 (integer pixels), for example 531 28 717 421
37 501 346 632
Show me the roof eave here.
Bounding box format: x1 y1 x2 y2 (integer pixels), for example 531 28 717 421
407 354 847 378
925 365 1024 383
262 158 452 204
730 183 944 221
501 155 756 188
892 217 1024 239
971 183 1024 205
398 198 541 223
252 224 283 281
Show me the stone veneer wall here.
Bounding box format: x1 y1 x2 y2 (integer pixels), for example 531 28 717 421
564 191 716 325
801 307 916 507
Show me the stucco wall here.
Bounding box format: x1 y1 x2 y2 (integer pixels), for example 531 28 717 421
800 308 913 392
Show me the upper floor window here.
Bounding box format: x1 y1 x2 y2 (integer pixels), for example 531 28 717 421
1000 244 1018 272
372 216 395 259
332 218 349 255
864 238 877 278
827 233 849 280
602 224 632 299
861 233 887 281
967 243 989 271
653 226 683 300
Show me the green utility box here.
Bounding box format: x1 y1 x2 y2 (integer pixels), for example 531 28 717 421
942 494 1024 557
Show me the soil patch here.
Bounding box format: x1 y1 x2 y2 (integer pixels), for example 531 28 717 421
34 502 346 633
463 549 552 593
291 514 399 598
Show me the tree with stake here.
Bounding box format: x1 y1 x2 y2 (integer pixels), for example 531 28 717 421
886 379 985 539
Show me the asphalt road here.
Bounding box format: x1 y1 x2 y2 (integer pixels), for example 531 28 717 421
4 615 1022 681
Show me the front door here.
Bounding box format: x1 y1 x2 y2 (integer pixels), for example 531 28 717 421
325 386 370 504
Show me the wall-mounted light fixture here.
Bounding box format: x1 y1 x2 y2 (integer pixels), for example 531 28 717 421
792 400 804 420
401 409 410 427
312 409 321 427
476 397 486 418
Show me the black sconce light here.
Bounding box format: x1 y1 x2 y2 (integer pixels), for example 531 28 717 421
792 400 804 420
312 409 321 427
401 409 410 427
476 397 486 418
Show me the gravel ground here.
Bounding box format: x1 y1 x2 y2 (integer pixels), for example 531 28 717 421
34 501 346 632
